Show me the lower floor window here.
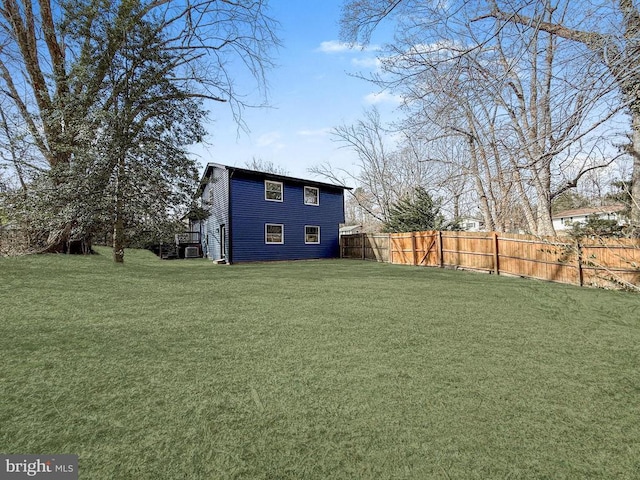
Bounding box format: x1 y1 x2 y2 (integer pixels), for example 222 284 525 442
305 225 320 244
265 223 284 244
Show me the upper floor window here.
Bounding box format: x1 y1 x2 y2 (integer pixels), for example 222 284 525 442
265 180 283 202
304 186 319 206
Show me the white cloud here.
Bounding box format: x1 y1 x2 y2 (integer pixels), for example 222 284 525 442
364 91 403 105
257 131 285 150
317 40 380 53
351 57 382 69
297 128 332 137
317 40 352 53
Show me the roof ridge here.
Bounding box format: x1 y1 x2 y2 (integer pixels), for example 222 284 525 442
552 204 626 218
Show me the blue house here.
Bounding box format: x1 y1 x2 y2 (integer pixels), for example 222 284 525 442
192 163 349 263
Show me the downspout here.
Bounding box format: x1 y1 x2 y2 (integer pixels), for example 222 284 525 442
227 168 233 264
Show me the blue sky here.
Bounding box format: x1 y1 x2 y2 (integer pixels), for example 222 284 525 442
190 0 400 180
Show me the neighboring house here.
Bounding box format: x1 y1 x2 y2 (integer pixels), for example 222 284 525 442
552 205 627 232
192 163 350 263
460 217 485 232
339 224 363 236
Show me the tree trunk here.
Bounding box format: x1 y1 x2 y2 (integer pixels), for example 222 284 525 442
113 205 125 263
453 192 460 220
536 202 556 237
113 155 125 263
631 111 640 233
113 204 125 262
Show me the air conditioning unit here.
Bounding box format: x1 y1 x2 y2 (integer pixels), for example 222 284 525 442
185 246 199 258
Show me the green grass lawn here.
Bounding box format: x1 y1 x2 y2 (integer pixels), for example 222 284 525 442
1 247 639 479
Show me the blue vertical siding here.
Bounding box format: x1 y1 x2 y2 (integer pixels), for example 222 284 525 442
229 172 345 262
201 166 229 260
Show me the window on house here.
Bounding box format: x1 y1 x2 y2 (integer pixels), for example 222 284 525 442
305 226 320 244
304 186 319 206
265 180 283 202
265 224 284 244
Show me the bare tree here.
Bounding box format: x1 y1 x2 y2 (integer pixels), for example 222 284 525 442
0 0 279 251
311 107 437 225
0 0 277 167
311 108 397 223
482 0 640 229
344 187 383 230
340 0 630 235
244 157 290 176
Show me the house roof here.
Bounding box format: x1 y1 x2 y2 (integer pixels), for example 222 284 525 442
552 204 626 219
340 224 363 233
197 162 351 196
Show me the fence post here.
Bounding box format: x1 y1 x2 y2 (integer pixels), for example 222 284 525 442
493 232 500 275
438 231 444 268
360 233 365 260
411 232 418 265
576 240 584 287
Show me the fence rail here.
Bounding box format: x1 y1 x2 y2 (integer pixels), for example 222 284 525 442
340 233 391 263
341 231 640 290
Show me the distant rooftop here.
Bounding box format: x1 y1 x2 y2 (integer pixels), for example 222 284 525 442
552 205 626 219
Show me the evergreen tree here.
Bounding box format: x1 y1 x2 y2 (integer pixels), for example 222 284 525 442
0 0 278 259
383 187 452 233
607 179 633 218
567 216 625 239
5 14 205 261
95 17 205 262
551 191 592 215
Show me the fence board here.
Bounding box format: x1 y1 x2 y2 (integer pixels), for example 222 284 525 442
580 237 640 289
390 233 412 265
414 232 439 266
441 231 494 271
497 234 579 285
341 233 389 262
341 231 640 290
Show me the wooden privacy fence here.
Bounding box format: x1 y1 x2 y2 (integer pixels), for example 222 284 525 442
341 231 640 290
340 233 391 263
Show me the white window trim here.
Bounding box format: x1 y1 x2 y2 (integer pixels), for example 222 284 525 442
265 180 283 202
305 225 320 244
265 223 284 244
304 186 320 206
